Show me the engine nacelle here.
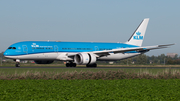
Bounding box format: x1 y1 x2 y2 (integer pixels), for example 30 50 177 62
74 53 97 65
34 60 54 64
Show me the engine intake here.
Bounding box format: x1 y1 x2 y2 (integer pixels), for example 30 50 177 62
74 53 96 65
34 60 54 64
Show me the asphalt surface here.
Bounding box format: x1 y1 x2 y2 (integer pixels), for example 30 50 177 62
0 67 180 69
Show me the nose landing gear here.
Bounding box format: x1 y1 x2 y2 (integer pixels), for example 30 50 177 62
16 63 20 67
15 59 20 67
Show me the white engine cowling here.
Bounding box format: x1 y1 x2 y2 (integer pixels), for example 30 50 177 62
74 53 97 65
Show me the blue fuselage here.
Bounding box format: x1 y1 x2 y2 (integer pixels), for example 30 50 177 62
4 41 139 56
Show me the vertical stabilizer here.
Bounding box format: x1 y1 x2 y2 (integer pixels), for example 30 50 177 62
126 18 149 46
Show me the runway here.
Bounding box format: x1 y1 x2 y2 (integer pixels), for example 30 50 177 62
0 67 180 69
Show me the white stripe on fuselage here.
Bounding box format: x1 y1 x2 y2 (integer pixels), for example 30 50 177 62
5 52 72 60
5 52 141 61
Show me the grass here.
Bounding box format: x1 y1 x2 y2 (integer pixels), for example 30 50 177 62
0 67 178 75
0 69 180 80
1 68 180 100
0 68 124 74
1 63 180 75
2 63 180 67
0 79 180 100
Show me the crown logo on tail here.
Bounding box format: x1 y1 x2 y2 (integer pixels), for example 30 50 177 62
136 31 141 35
133 31 143 40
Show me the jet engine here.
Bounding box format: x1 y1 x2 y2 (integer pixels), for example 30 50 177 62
34 60 54 64
74 53 97 65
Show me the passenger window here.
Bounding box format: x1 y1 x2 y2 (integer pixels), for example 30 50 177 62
8 47 12 49
12 47 16 49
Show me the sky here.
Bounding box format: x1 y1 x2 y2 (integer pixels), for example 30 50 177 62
0 0 179 56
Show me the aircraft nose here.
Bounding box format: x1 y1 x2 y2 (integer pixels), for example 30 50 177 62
3 51 9 56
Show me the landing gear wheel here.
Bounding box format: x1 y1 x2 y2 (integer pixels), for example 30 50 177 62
15 63 20 67
66 63 76 67
72 63 76 67
66 63 70 67
86 63 97 67
93 64 97 67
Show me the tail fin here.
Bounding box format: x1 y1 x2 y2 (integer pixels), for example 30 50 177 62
126 18 149 46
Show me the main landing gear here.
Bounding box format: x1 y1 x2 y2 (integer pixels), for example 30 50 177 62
65 62 97 67
86 63 97 67
66 62 76 67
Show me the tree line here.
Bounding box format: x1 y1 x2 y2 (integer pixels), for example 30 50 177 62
115 54 180 65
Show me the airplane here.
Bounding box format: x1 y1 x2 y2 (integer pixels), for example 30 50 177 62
3 18 174 67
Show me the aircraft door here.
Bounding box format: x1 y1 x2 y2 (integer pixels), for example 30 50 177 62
54 45 58 52
23 45 28 54
95 46 99 51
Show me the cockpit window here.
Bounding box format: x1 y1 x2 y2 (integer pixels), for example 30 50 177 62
8 47 16 49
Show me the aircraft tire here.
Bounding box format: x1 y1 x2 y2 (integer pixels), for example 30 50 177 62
86 63 97 67
72 63 76 67
93 63 97 67
66 63 70 67
15 63 20 67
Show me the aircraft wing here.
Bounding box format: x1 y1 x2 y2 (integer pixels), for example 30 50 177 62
90 44 175 57
66 44 174 57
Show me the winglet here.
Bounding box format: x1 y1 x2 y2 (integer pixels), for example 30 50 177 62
126 18 149 46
